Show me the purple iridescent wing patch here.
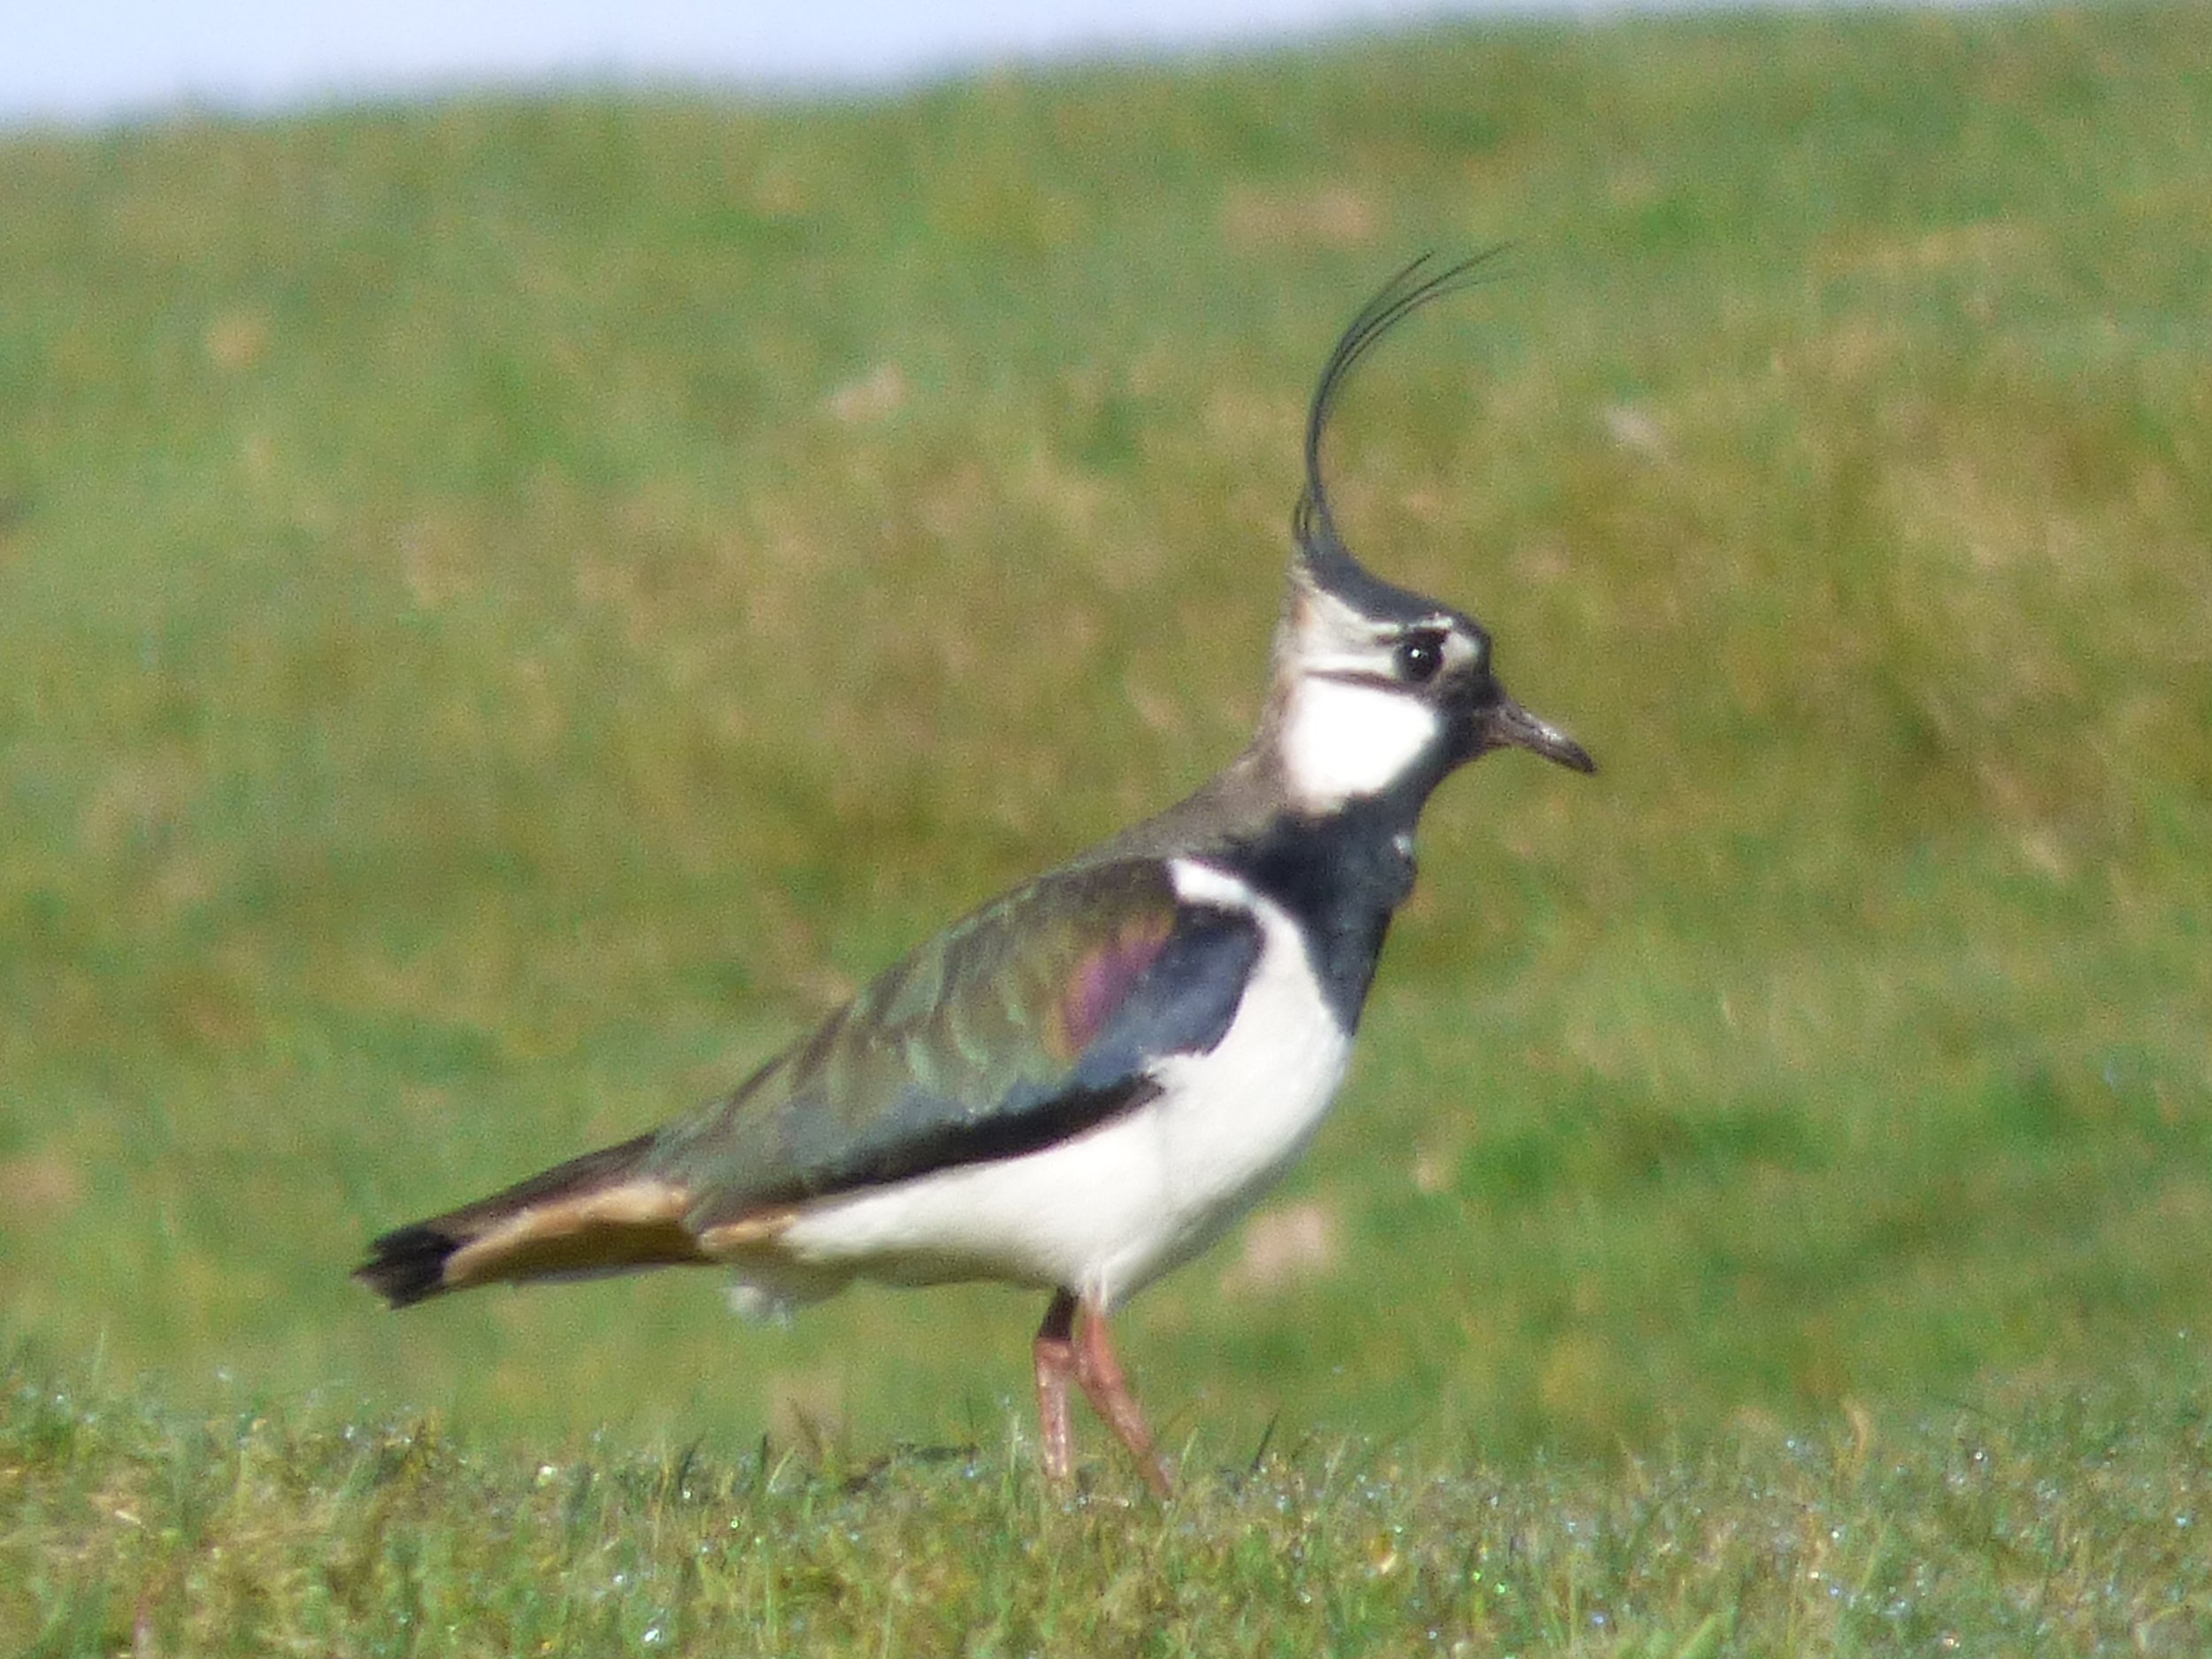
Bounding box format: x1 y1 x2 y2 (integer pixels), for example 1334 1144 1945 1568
1052 910 1176 1063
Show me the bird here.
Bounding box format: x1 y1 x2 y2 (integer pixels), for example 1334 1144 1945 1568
355 252 1594 1496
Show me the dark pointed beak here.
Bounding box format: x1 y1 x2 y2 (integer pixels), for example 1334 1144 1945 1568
1480 688 1595 774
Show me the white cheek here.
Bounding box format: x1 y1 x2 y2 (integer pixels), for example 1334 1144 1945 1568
1281 679 1441 807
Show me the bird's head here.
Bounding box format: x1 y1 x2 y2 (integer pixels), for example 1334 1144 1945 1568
1266 253 1594 815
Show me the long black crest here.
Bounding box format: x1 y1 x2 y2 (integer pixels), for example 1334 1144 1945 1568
1294 249 1509 582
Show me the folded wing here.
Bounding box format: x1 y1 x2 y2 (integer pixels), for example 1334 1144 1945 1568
652 857 1263 1230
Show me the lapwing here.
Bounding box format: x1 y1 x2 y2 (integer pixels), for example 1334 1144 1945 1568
356 253 1594 1495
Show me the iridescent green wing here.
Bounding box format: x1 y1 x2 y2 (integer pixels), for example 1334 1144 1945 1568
649 858 1263 1227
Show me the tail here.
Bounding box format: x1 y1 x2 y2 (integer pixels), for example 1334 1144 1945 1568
355 1132 708 1308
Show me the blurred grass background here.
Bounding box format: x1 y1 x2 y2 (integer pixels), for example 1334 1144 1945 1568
1 2 2207 1469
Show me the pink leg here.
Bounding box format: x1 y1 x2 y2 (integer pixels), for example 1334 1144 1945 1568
1071 1295 1174 1498
1033 1290 1078 1486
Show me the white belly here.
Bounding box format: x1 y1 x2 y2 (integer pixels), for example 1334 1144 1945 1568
730 859 1353 1314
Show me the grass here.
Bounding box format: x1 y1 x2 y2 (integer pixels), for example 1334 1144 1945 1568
2 1 2210 1647
8 1346 2210 1655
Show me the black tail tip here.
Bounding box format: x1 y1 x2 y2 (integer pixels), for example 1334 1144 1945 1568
355 1224 460 1309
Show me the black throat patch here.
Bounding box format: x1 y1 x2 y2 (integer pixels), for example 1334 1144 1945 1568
1217 787 1427 1033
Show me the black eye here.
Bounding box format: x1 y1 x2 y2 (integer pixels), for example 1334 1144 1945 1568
1394 630 1446 683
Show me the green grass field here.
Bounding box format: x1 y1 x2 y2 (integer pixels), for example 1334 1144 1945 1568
4 3 2210 1649
8 1347 2208 1654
